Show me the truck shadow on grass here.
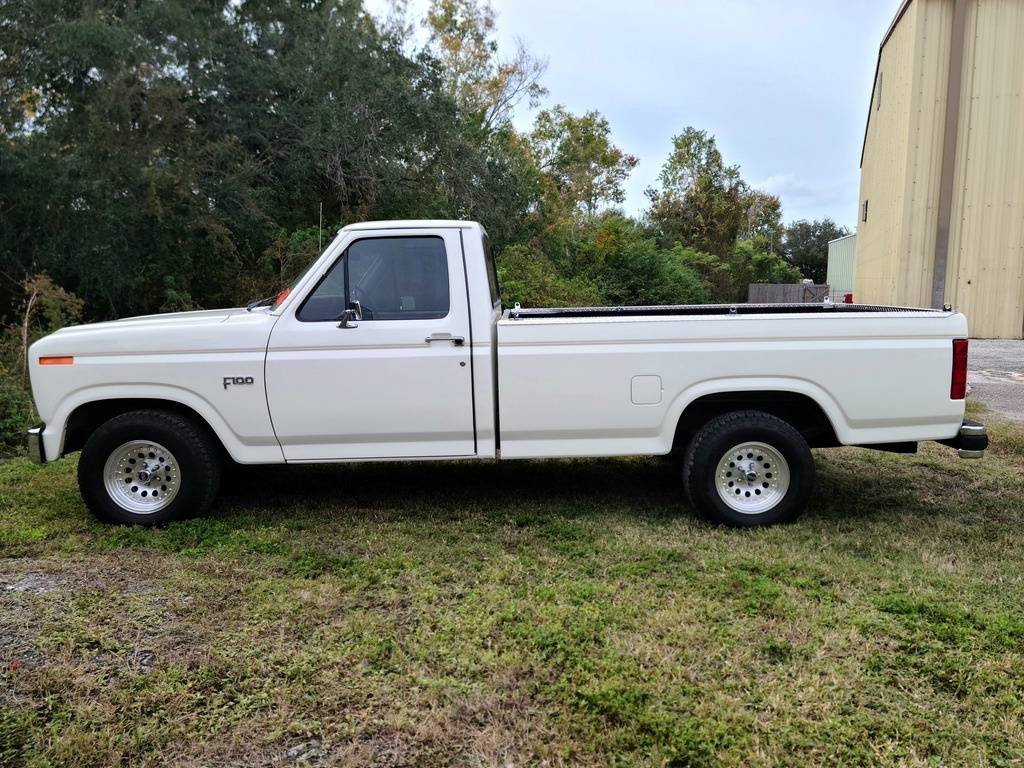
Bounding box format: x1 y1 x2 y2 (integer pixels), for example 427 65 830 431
211 443 1016 530
216 457 687 522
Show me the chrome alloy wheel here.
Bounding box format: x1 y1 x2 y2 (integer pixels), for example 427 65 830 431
715 441 790 514
103 440 180 514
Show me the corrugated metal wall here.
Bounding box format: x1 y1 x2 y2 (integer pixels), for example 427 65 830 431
826 234 857 300
945 0 1024 337
897 0 952 306
855 0 1024 338
855 3 919 305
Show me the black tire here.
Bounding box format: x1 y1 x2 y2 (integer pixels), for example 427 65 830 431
78 410 221 525
682 410 814 527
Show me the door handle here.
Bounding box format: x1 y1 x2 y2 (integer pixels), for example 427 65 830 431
425 334 465 346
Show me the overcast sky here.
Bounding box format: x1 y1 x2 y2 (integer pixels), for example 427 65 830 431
371 0 901 230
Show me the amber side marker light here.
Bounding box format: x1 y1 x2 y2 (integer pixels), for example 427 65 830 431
39 356 74 366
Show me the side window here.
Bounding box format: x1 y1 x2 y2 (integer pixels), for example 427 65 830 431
297 236 450 322
296 256 347 321
482 231 501 308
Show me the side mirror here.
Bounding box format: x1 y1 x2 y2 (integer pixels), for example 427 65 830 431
338 300 363 329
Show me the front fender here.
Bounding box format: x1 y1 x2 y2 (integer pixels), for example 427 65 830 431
45 383 284 464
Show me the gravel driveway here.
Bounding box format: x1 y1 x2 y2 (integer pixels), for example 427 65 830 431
968 339 1024 421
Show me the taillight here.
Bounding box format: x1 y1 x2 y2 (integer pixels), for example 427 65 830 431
951 339 968 400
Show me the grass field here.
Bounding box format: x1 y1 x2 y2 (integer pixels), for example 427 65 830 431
2 400 1023 767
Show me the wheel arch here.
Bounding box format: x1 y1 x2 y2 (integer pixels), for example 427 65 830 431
65 398 224 457
671 387 841 454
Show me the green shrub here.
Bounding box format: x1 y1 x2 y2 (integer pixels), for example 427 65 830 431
0 366 34 456
497 245 602 308
0 273 84 455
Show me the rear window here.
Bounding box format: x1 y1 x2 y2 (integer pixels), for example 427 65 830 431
482 231 501 308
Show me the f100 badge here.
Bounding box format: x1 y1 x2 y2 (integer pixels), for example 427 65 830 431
223 376 255 390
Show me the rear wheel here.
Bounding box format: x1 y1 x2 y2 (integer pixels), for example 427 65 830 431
683 410 814 527
78 410 221 525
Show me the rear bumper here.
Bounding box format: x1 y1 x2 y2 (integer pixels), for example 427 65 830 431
936 419 988 459
27 424 46 464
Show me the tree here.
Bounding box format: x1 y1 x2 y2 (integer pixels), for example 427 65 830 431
423 0 546 131
645 128 748 258
521 106 638 277
727 240 803 301
642 129 797 301
742 190 784 252
497 245 601 308
677 247 736 302
530 105 638 217
594 215 710 306
0 0 541 319
781 219 850 284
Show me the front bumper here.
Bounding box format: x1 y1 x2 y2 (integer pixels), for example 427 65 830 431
27 424 46 464
937 419 988 459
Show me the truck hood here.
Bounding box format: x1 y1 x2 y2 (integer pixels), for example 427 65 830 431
31 307 279 358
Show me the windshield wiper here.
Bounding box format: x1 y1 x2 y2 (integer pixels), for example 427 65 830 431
246 292 282 312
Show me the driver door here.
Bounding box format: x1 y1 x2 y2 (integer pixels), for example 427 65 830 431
265 230 476 461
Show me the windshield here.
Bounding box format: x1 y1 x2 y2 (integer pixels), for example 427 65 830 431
260 240 334 310
284 256 319 294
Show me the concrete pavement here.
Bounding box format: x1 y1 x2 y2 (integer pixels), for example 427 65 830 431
967 339 1024 421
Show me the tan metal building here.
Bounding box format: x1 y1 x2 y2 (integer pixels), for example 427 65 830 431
855 0 1024 338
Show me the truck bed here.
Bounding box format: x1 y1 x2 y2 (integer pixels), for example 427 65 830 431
496 305 967 459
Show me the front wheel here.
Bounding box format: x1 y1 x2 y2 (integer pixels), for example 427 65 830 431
682 410 814 527
78 410 221 525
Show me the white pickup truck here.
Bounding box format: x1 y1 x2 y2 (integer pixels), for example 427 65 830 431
27 220 987 527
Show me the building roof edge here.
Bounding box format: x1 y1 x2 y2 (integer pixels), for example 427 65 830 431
860 0 917 169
